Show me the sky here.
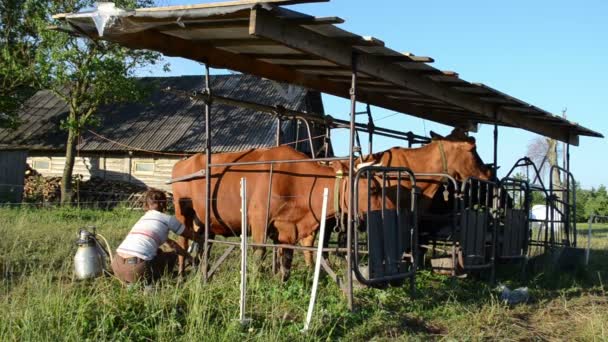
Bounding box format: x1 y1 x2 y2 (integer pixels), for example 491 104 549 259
141 0 607 188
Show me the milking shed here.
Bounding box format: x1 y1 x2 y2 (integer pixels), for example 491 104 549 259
53 0 603 310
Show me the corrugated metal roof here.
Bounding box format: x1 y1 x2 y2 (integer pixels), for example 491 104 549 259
52 1 603 145
0 74 324 153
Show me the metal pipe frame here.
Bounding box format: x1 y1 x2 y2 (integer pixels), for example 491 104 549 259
549 165 577 247
203 64 212 282
166 87 430 149
497 178 531 262
207 238 361 253
493 112 499 177
351 166 418 286
366 104 373 155
208 156 348 168
415 173 460 277
346 52 357 311
294 116 316 157
459 177 498 276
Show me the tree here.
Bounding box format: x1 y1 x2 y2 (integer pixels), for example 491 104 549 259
37 0 167 204
574 182 590 222
0 0 46 128
526 136 563 186
585 186 608 218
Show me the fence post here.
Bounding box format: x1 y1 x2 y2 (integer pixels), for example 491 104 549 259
302 187 329 332
586 215 594 266
239 177 250 325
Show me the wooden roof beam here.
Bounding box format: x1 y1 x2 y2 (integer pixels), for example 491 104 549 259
249 7 579 144
203 38 278 46
372 54 434 63
158 16 342 31
240 53 320 60
95 29 470 130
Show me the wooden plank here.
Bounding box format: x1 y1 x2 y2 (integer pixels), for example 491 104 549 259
159 16 342 31
249 8 579 144
135 0 329 13
373 53 434 63
202 38 279 46
241 53 320 60
288 16 344 25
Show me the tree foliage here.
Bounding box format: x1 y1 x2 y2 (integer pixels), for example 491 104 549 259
3 0 168 203
0 0 46 128
40 0 168 204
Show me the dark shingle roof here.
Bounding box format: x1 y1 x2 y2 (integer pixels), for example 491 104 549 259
0 74 324 153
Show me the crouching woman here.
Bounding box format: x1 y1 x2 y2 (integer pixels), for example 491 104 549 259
111 189 200 284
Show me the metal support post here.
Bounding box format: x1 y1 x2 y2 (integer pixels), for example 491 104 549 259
276 117 281 146
346 52 358 311
493 112 499 178
366 104 373 155
202 63 212 282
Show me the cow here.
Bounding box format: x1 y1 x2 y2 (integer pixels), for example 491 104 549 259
171 145 384 281
299 128 493 260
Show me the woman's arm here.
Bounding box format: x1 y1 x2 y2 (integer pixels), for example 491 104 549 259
165 239 192 259
179 228 205 246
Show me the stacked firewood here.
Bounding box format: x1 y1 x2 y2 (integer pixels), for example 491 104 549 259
77 177 148 208
22 174 152 208
22 173 62 203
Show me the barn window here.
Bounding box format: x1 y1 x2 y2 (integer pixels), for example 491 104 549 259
134 161 155 174
32 159 50 171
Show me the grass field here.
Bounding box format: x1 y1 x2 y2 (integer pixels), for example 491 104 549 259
1 207 607 341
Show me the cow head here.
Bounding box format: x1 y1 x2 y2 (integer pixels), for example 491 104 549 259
329 161 387 215
430 128 493 181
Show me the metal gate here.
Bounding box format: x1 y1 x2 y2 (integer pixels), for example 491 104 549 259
352 166 418 287
497 178 530 260
549 165 577 247
459 177 496 274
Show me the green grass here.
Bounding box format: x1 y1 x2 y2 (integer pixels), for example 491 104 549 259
1 207 607 341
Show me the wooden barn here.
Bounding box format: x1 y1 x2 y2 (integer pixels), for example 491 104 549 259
0 74 327 195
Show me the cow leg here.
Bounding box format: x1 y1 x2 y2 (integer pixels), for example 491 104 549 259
174 202 194 276
278 247 294 282
300 232 317 267
177 222 193 276
250 217 267 264
274 221 297 282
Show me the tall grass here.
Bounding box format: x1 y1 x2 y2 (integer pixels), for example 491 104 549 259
0 207 607 340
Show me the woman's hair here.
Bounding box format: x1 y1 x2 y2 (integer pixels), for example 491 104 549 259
143 189 167 212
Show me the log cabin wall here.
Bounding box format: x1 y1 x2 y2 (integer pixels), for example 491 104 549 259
27 153 183 191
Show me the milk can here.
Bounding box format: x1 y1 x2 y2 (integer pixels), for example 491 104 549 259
74 228 104 280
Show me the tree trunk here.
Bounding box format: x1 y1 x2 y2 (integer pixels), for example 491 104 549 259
61 128 78 205
546 139 561 188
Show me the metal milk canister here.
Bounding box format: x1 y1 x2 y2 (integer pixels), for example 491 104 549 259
74 228 104 280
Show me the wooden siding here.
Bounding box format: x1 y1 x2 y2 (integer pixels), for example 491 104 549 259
0 150 27 202
27 154 184 191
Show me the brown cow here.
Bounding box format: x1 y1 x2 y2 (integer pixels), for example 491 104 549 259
299 128 492 261
362 128 492 210
171 145 382 281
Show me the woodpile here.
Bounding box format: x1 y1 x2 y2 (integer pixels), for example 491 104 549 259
22 174 156 209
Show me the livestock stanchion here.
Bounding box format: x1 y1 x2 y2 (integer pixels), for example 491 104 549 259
415 173 461 276
549 165 577 247
504 157 553 254
352 166 419 291
302 187 329 333
497 178 531 279
459 177 498 282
